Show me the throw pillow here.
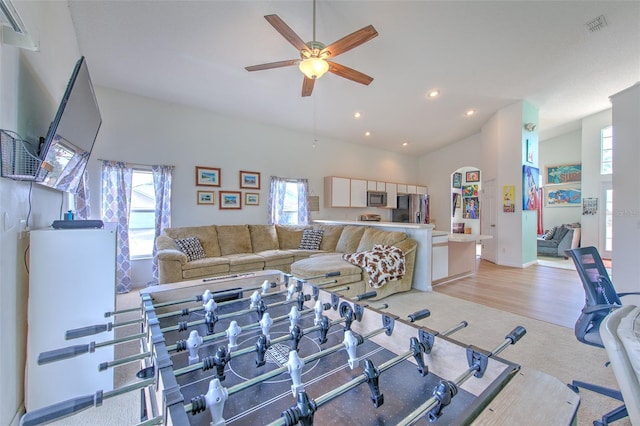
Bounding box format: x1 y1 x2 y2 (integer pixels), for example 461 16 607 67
174 237 206 262
542 227 556 240
298 229 324 250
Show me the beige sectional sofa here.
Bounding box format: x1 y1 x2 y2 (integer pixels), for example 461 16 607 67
155 224 417 300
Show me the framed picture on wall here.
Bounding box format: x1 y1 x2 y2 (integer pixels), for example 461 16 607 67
195 166 221 187
219 191 242 209
245 193 260 206
545 184 581 207
465 170 480 182
197 190 215 205
239 171 261 189
452 172 462 188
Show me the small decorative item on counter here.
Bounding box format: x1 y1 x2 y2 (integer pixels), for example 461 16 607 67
65 210 74 221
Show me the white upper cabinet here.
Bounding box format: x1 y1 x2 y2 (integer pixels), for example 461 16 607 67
350 179 368 207
417 186 427 195
385 183 398 208
324 176 351 207
397 184 408 194
407 185 417 194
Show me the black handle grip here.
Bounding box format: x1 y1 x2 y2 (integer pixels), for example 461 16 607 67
355 291 377 301
20 391 102 426
325 271 341 277
65 324 112 340
408 309 431 322
38 342 95 364
506 326 527 344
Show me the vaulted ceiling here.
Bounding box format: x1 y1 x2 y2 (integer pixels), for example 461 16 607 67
65 1 639 155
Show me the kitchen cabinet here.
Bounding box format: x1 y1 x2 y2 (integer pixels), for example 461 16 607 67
417 186 427 195
26 225 116 410
367 181 377 191
324 176 351 207
385 183 398 208
397 184 407 194
407 185 417 194
432 233 449 281
350 178 368 207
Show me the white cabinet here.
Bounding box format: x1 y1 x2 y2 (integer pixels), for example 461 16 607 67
432 234 449 281
26 225 116 410
397 184 407 194
376 181 386 191
385 183 398 208
350 179 368 207
367 181 377 191
407 185 417 194
417 186 428 195
325 176 351 207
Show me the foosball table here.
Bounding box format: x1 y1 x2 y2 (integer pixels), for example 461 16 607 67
22 269 579 426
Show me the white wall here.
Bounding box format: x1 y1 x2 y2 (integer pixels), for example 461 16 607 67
0 2 81 424
417 133 482 233
539 130 582 230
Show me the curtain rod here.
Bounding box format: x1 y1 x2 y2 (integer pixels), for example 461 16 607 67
96 158 174 169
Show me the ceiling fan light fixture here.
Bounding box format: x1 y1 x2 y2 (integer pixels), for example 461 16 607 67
299 57 329 79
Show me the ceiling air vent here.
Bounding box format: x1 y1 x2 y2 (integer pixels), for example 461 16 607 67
0 0 37 50
585 15 608 33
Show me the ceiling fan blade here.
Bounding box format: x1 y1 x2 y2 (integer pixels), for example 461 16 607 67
321 25 378 58
265 14 310 54
327 62 373 85
245 59 299 72
302 77 315 97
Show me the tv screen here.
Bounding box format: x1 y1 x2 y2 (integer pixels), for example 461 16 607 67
36 57 101 193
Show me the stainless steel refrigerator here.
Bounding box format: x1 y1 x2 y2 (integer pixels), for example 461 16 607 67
392 194 430 223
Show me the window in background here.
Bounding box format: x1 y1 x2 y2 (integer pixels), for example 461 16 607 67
601 126 612 175
130 169 156 258
281 181 299 225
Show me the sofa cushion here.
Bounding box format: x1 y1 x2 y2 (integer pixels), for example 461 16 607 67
276 225 307 249
335 226 366 253
541 227 557 240
356 228 407 252
314 225 344 251
291 253 362 280
217 225 253 255
553 226 570 242
174 237 206 262
181 257 230 279
299 229 324 250
164 225 221 257
249 225 279 252
255 250 295 267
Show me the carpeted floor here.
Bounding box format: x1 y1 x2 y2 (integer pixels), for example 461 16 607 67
49 286 629 426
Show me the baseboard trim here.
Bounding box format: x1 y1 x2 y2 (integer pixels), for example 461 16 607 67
9 404 25 426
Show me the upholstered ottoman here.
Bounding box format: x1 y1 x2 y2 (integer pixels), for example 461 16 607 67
290 254 365 299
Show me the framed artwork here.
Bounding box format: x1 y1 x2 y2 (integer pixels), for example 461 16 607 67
526 139 534 164
545 184 582 207
503 185 515 213
465 170 480 182
195 166 220 187
219 191 242 209
197 190 215 205
463 197 479 219
462 185 478 197
583 197 598 215
239 170 261 189
452 172 462 189
245 192 260 206
522 165 540 211
545 163 581 184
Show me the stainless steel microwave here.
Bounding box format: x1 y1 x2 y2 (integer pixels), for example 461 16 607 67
367 191 387 207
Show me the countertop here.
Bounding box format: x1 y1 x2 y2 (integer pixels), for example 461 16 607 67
432 230 493 242
313 219 435 230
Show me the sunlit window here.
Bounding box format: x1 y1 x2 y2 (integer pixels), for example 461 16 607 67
281 182 300 225
601 126 612 175
129 170 156 258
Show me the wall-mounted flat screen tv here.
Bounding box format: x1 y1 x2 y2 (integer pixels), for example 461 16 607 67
36 56 101 193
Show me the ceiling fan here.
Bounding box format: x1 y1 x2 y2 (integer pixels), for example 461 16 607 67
245 0 378 97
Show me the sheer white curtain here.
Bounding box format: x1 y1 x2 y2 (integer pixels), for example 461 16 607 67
267 176 310 225
101 161 133 293
151 165 174 284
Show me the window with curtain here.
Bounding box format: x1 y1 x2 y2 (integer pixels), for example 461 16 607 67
130 169 156 259
268 176 309 225
601 126 612 175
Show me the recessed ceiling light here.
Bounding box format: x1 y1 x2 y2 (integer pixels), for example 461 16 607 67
402 142 409 146
427 89 440 98
365 131 371 136
354 112 361 118
465 109 476 117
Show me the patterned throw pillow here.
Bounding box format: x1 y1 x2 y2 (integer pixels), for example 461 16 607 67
174 237 206 261
542 227 557 240
298 229 324 250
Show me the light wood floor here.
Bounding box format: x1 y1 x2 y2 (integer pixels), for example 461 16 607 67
433 259 585 329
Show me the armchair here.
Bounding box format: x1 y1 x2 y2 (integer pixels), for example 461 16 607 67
566 246 640 425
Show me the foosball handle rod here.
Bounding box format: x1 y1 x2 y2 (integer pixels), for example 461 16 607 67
353 291 377 301
19 378 155 426
65 316 142 340
407 309 431 322
37 332 146 364
396 325 527 426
